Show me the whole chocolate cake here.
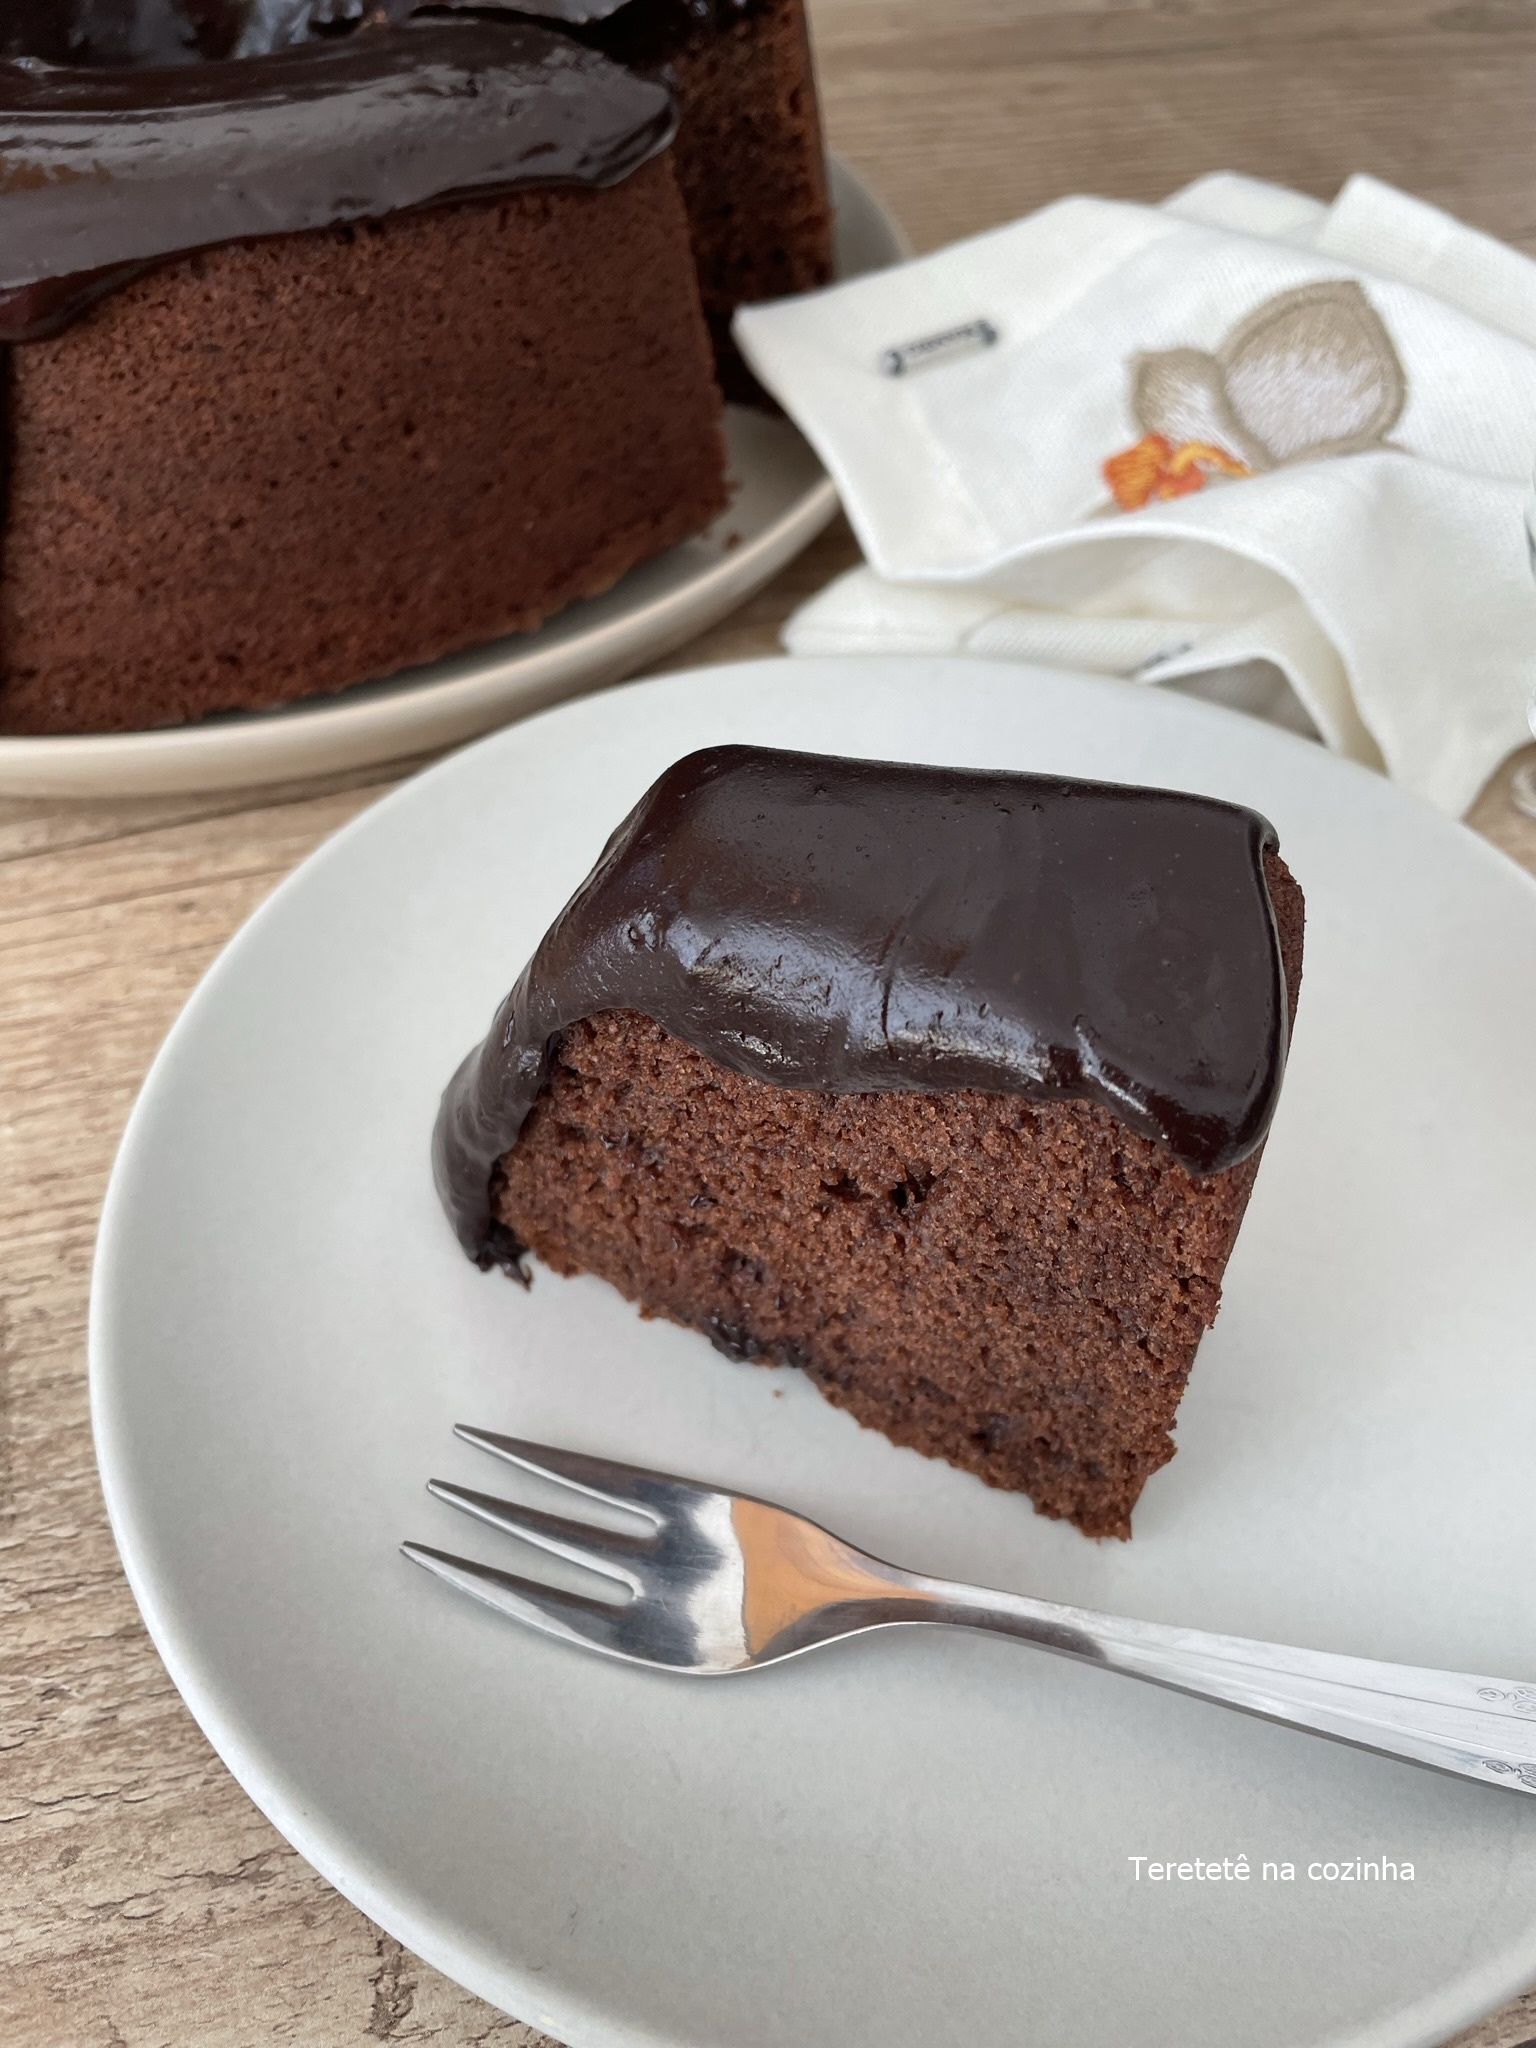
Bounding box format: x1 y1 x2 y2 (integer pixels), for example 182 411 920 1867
435 746 1305 1539
0 1 832 733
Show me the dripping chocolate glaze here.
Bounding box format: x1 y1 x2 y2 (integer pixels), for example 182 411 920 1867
0 0 769 340
0 3 636 68
432 746 1293 1264
0 0 761 67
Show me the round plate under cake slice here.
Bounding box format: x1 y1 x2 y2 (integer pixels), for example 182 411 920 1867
92 657 1536 2048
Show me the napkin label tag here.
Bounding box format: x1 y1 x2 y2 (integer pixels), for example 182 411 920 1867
881 319 999 377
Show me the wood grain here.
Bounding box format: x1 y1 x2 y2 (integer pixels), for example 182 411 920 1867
5 4 1536 2042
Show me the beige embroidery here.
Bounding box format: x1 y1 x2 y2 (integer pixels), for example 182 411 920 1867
1104 280 1407 510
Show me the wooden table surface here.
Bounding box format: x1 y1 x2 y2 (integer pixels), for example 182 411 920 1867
7 2 1536 2042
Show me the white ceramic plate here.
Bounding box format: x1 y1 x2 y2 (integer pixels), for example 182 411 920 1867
92 657 1536 2048
0 163 903 801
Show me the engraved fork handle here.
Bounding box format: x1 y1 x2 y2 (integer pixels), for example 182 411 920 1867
861 1562 1536 1795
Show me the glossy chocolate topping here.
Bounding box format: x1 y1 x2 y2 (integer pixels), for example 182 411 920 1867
566 0 768 65
0 2 641 69
433 746 1292 1262
0 5 677 339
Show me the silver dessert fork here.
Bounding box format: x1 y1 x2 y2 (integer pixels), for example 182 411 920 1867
404 1428 1536 1797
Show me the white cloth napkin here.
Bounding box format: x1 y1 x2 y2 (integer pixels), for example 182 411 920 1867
734 172 1536 814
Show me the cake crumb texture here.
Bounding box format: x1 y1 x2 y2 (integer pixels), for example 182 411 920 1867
494 859 1304 1539
668 0 834 402
0 153 728 734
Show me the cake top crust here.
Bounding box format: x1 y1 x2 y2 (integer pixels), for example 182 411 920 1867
433 745 1295 1261
0 4 678 338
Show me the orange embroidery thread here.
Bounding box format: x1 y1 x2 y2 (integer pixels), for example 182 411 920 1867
1103 433 1251 511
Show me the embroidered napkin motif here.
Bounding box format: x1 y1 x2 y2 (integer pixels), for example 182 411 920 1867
734 169 1536 813
1104 281 1407 509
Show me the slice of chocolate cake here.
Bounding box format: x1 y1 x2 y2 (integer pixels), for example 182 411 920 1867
434 746 1304 1539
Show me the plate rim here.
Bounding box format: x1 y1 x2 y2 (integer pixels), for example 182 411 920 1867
88 655 1536 2048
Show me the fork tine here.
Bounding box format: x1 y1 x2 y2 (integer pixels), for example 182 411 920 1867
426 1480 647 1590
401 1543 644 1663
453 1427 689 1515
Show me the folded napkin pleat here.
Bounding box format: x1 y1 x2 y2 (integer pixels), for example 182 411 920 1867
737 171 1536 814
1316 179 1536 351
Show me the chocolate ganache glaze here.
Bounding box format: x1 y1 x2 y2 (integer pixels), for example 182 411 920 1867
0 1 762 68
0 3 681 340
0 0 714 68
433 746 1293 1264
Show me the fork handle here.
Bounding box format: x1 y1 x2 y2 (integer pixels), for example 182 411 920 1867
892 1572 1536 1795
